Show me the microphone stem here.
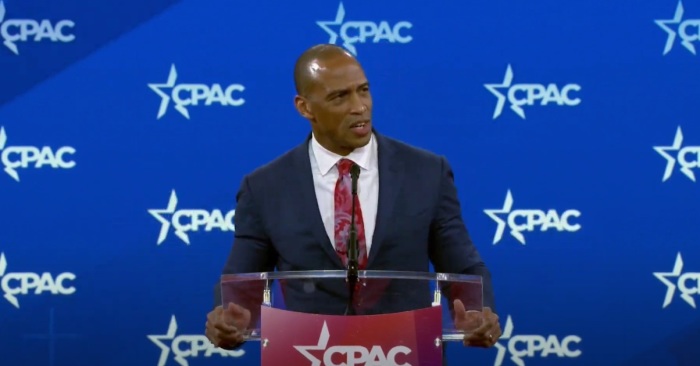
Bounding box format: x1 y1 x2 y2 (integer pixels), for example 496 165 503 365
346 164 360 315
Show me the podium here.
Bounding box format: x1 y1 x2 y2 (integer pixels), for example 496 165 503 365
220 270 484 365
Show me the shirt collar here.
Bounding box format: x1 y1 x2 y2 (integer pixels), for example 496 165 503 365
311 133 376 176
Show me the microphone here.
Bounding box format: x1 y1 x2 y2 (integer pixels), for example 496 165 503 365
345 162 361 315
348 163 360 269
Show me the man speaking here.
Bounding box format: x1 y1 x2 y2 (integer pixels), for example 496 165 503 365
205 44 502 356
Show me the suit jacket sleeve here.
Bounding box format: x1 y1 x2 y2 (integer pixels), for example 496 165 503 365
428 156 497 312
213 175 278 308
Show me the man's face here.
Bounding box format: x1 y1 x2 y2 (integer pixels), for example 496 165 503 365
297 56 373 156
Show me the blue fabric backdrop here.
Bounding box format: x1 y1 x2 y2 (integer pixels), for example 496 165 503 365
1 0 699 365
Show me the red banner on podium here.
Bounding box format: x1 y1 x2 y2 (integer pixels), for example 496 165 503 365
260 306 443 366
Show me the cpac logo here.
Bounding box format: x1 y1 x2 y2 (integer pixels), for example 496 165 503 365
494 316 582 366
148 189 235 245
655 1 700 55
0 126 76 182
148 315 244 366
317 2 412 56
484 64 581 119
148 64 245 120
0 252 76 309
295 321 412 366
484 190 581 245
654 252 700 309
0 0 75 55
654 126 700 182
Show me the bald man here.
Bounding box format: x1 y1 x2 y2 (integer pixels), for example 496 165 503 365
205 44 501 358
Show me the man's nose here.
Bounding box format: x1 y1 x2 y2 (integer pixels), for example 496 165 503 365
349 93 366 114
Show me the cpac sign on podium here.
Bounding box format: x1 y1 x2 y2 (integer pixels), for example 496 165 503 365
262 306 441 365
220 270 484 366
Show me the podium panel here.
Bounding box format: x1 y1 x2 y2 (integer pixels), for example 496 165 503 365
260 306 444 366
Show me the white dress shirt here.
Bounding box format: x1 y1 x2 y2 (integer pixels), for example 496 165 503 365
309 133 379 254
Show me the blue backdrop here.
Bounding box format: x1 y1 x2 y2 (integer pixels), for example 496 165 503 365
1 0 699 365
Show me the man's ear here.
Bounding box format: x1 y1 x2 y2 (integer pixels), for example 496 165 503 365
294 95 314 120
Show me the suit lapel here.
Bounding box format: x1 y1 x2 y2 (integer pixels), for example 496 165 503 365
368 133 404 268
292 134 344 268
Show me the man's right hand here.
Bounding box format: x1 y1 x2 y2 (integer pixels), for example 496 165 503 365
205 302 252 349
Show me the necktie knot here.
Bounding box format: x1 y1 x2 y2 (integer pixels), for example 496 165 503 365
337 158 355 176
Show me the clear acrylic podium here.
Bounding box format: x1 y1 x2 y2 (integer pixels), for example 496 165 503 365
220 270 483 366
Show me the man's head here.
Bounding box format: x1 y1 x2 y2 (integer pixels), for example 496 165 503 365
293 44 373 156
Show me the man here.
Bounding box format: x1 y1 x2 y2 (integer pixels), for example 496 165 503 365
205 44 502 354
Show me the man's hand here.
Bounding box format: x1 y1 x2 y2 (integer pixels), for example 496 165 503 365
453 299 501 348
205 302 252 349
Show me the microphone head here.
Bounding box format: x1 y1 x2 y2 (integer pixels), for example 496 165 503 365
350 163 360 195
350 164 360 179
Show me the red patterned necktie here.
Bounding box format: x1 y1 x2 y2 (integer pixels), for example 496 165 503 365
334 158 368 270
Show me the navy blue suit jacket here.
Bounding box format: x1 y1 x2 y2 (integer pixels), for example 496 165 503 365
215 131 495 316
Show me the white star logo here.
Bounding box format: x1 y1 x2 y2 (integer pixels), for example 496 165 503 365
148 190 190 245
0 1 18 55
0 252 19 308
0 126 6 149
0 253 6 277
148 315 183 366
484 65 519 119
0 126 20 182
653 252 696 309
653 126 694 182
484 190 522 245
655 1 696 55
148 64 190 119
293 322 330 366
317 2 357 56
494 316 515 366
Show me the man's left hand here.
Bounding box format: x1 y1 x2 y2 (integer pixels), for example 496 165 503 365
453 299 501 348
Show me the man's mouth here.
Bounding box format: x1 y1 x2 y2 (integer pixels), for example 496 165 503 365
350 120 369 129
